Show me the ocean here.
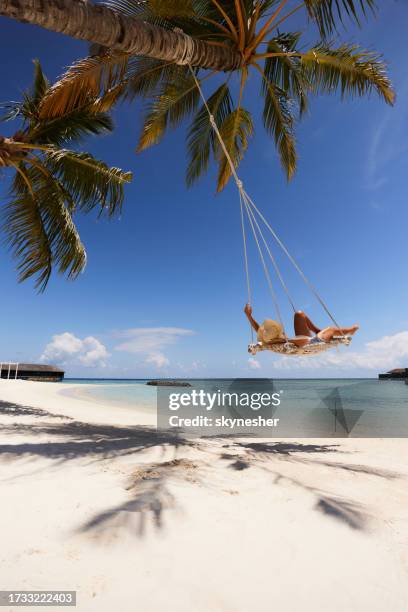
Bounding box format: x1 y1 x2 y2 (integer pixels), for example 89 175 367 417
62 378 408 437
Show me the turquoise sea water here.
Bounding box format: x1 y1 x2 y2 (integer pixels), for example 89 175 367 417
62 379 408 437
63 379 156 411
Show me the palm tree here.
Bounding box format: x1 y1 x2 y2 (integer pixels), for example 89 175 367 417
0 60 132 290
35 0 394 191
0 0 240 71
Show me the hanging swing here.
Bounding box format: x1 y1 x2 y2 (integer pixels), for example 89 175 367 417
186 62 353 358
239 190 353 356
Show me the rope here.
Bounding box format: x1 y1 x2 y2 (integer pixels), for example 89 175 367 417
244 193 344 332
188 62 259 338
185 55 344 337
187 64 245 195
174 28 196 66
244 195 296 313
240 191 254 342
242 195 285 333
239 191 251 305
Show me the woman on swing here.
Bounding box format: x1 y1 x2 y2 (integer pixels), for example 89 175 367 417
244 304 359 349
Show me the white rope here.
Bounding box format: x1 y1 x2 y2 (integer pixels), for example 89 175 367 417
244 195 296 313
240 191 251 305
240 192 254 342
174 29 196 66
243 195 285 332
186 60 344 336
244 193 344 332
187 64 245 195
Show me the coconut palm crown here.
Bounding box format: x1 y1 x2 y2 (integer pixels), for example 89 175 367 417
38 0 395 192
0 61 132 291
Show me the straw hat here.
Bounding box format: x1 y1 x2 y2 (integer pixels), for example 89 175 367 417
257 319 285 343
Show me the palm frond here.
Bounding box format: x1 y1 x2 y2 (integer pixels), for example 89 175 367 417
187 82 232 185
304 0 376 38
215 107 254 191
258 0 281 17
32 110 113 145
4 170 53 290
138 72 200 151
31 59 50 108
92 83 127 112
146 0 195 18
0 60 132 291
256 62 297 180
125 58 187 100
104 0 174 26
3 166 86 291
300 43 395 105
264 32 310 115
44 149 132 216
39 53 129 119
105 0 243 37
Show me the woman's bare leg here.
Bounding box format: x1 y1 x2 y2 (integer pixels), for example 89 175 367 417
289 336 314 348
294 311 319 337
304 314 321 334
318 325 359 342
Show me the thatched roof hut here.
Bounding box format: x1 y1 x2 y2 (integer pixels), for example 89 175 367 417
0 363 64 382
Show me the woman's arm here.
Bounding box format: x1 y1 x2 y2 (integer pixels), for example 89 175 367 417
244 304 260 333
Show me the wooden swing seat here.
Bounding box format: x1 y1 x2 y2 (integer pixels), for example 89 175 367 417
248 335 352 357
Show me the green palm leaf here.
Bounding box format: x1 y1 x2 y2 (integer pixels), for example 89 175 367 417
4 167 87 291
257 64 297 180
144 0 195 19
44 149 132 216
300 44 395 105
104 0 175 27
264 33 310 116
187 83 233 185
304 0 376 38
215 107 254 192
32 59 50 108
1 61 132 290
31 110 113 145
187 83 232 186
39 53 129 119
258 1 281 18
125 58 188 99
138 72 200 151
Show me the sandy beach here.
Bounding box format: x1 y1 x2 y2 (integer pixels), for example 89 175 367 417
0 379 408 611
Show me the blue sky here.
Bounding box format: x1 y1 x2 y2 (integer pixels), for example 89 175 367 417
0 3 407 378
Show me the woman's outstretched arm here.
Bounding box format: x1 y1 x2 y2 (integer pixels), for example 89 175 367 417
244 304 260 333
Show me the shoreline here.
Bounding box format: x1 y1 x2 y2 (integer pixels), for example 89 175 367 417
58 382 157 419
0 378 156 426
1 379 408 611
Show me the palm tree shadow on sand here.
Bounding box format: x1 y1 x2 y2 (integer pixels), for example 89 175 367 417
0 403 403 538
219 440 401 532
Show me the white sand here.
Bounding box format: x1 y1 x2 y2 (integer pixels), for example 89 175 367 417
1 379 407 612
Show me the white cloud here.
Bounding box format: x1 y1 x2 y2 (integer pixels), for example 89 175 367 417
176 360 206 374
77 336 110 367
269 331 408 373
145 353 170 369
248 357 261 370
365 88 408 191
114 327 195 369
41 332 109 368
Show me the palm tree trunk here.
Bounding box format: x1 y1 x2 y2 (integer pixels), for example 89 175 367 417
0 0 242 71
